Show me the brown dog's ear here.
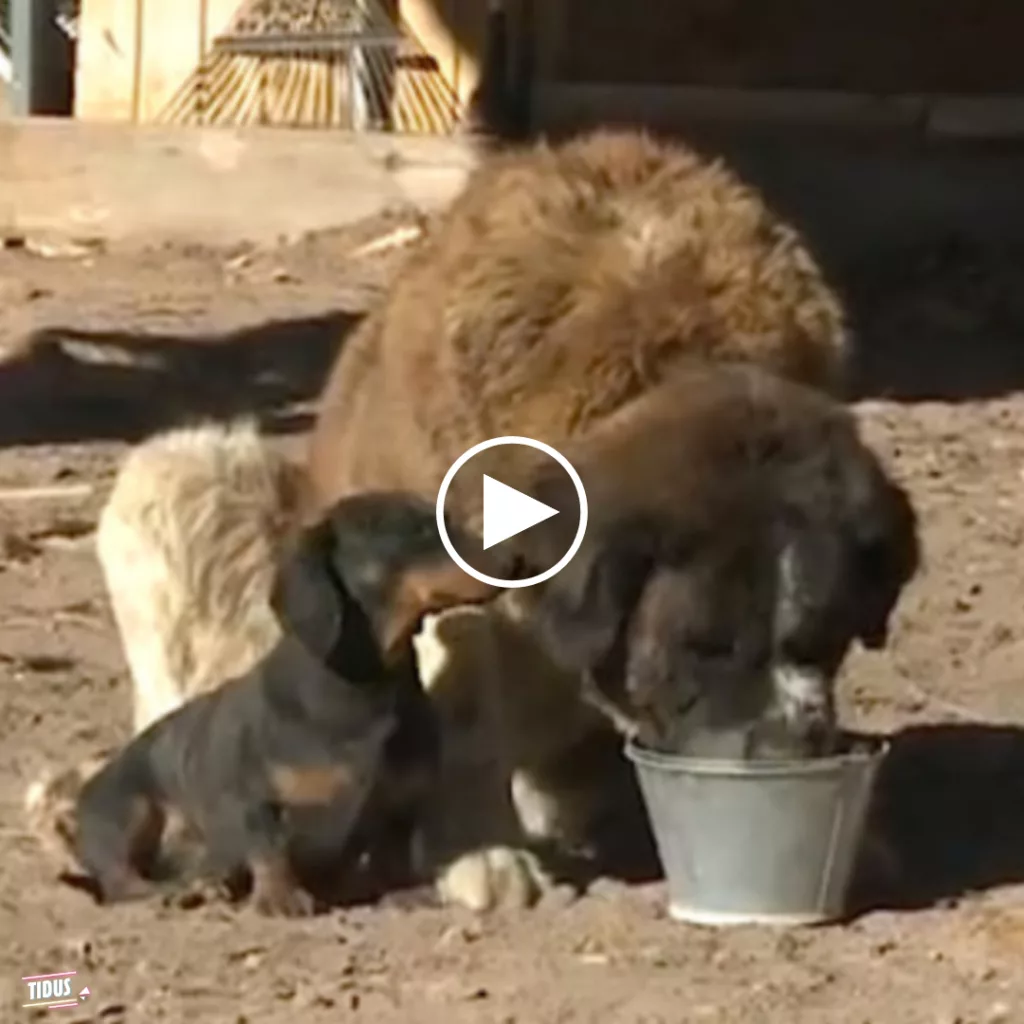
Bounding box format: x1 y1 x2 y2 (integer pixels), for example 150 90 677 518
269 523 344 662
523 525 654 674
842 447 921 650
378 560 501 662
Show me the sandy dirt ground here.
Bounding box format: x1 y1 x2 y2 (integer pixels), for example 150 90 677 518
3 219 1024 1024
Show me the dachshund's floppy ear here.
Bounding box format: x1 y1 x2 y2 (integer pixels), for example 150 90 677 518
842 445 921 650
504 459 656 675
522 524 654 674
314 491 507 667
269 522 344 662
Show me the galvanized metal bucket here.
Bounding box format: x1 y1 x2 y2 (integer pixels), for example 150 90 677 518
625 737 888 926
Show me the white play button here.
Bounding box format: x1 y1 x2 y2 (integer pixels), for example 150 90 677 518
436 435 589 589
482 474 559 549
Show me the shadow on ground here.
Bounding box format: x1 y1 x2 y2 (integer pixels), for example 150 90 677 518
708 136 1024 404
853 722 1024 915
689 133 1024 404
841 238 1024 404
0 311 361 447
13 137 1024 413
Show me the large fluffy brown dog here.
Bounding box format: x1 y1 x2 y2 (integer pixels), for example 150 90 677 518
302 129 859 905
30 129 888 912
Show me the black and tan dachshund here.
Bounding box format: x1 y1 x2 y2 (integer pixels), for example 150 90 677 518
62 492 501 916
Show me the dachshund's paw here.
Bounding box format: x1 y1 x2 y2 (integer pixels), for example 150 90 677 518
252 882 316 918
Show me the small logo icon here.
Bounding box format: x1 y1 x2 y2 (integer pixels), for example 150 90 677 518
481 474 560 549
21 971 90 1011
435 435 588 588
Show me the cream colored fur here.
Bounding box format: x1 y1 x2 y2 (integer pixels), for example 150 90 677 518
96 418 306 733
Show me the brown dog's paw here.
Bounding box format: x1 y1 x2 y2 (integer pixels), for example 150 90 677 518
435 846 552 912
252 883 316 918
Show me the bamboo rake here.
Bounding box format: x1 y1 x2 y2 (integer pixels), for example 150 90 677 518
155 4 461 132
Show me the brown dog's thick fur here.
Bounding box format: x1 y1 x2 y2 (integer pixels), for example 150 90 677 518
98 419 308 735
309 129 848 507
29 129 859 912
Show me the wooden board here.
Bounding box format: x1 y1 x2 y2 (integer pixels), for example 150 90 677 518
75 0 239 122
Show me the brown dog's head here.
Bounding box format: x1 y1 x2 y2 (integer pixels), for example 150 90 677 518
269 491 502 681
516 371 920 759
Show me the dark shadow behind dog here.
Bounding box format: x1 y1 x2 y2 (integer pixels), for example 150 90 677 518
530 724 1024 911
851 722 1024 916
57 492 501 916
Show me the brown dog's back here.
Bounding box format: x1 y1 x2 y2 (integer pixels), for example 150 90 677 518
309 129 848 512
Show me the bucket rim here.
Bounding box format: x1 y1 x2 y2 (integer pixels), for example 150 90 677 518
624 736 890 777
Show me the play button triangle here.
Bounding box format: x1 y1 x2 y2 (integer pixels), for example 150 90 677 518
482 474 559 550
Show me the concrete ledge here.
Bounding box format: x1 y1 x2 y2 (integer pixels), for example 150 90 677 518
0 119 479 246
927 96 1024 141
5 114 1024 266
